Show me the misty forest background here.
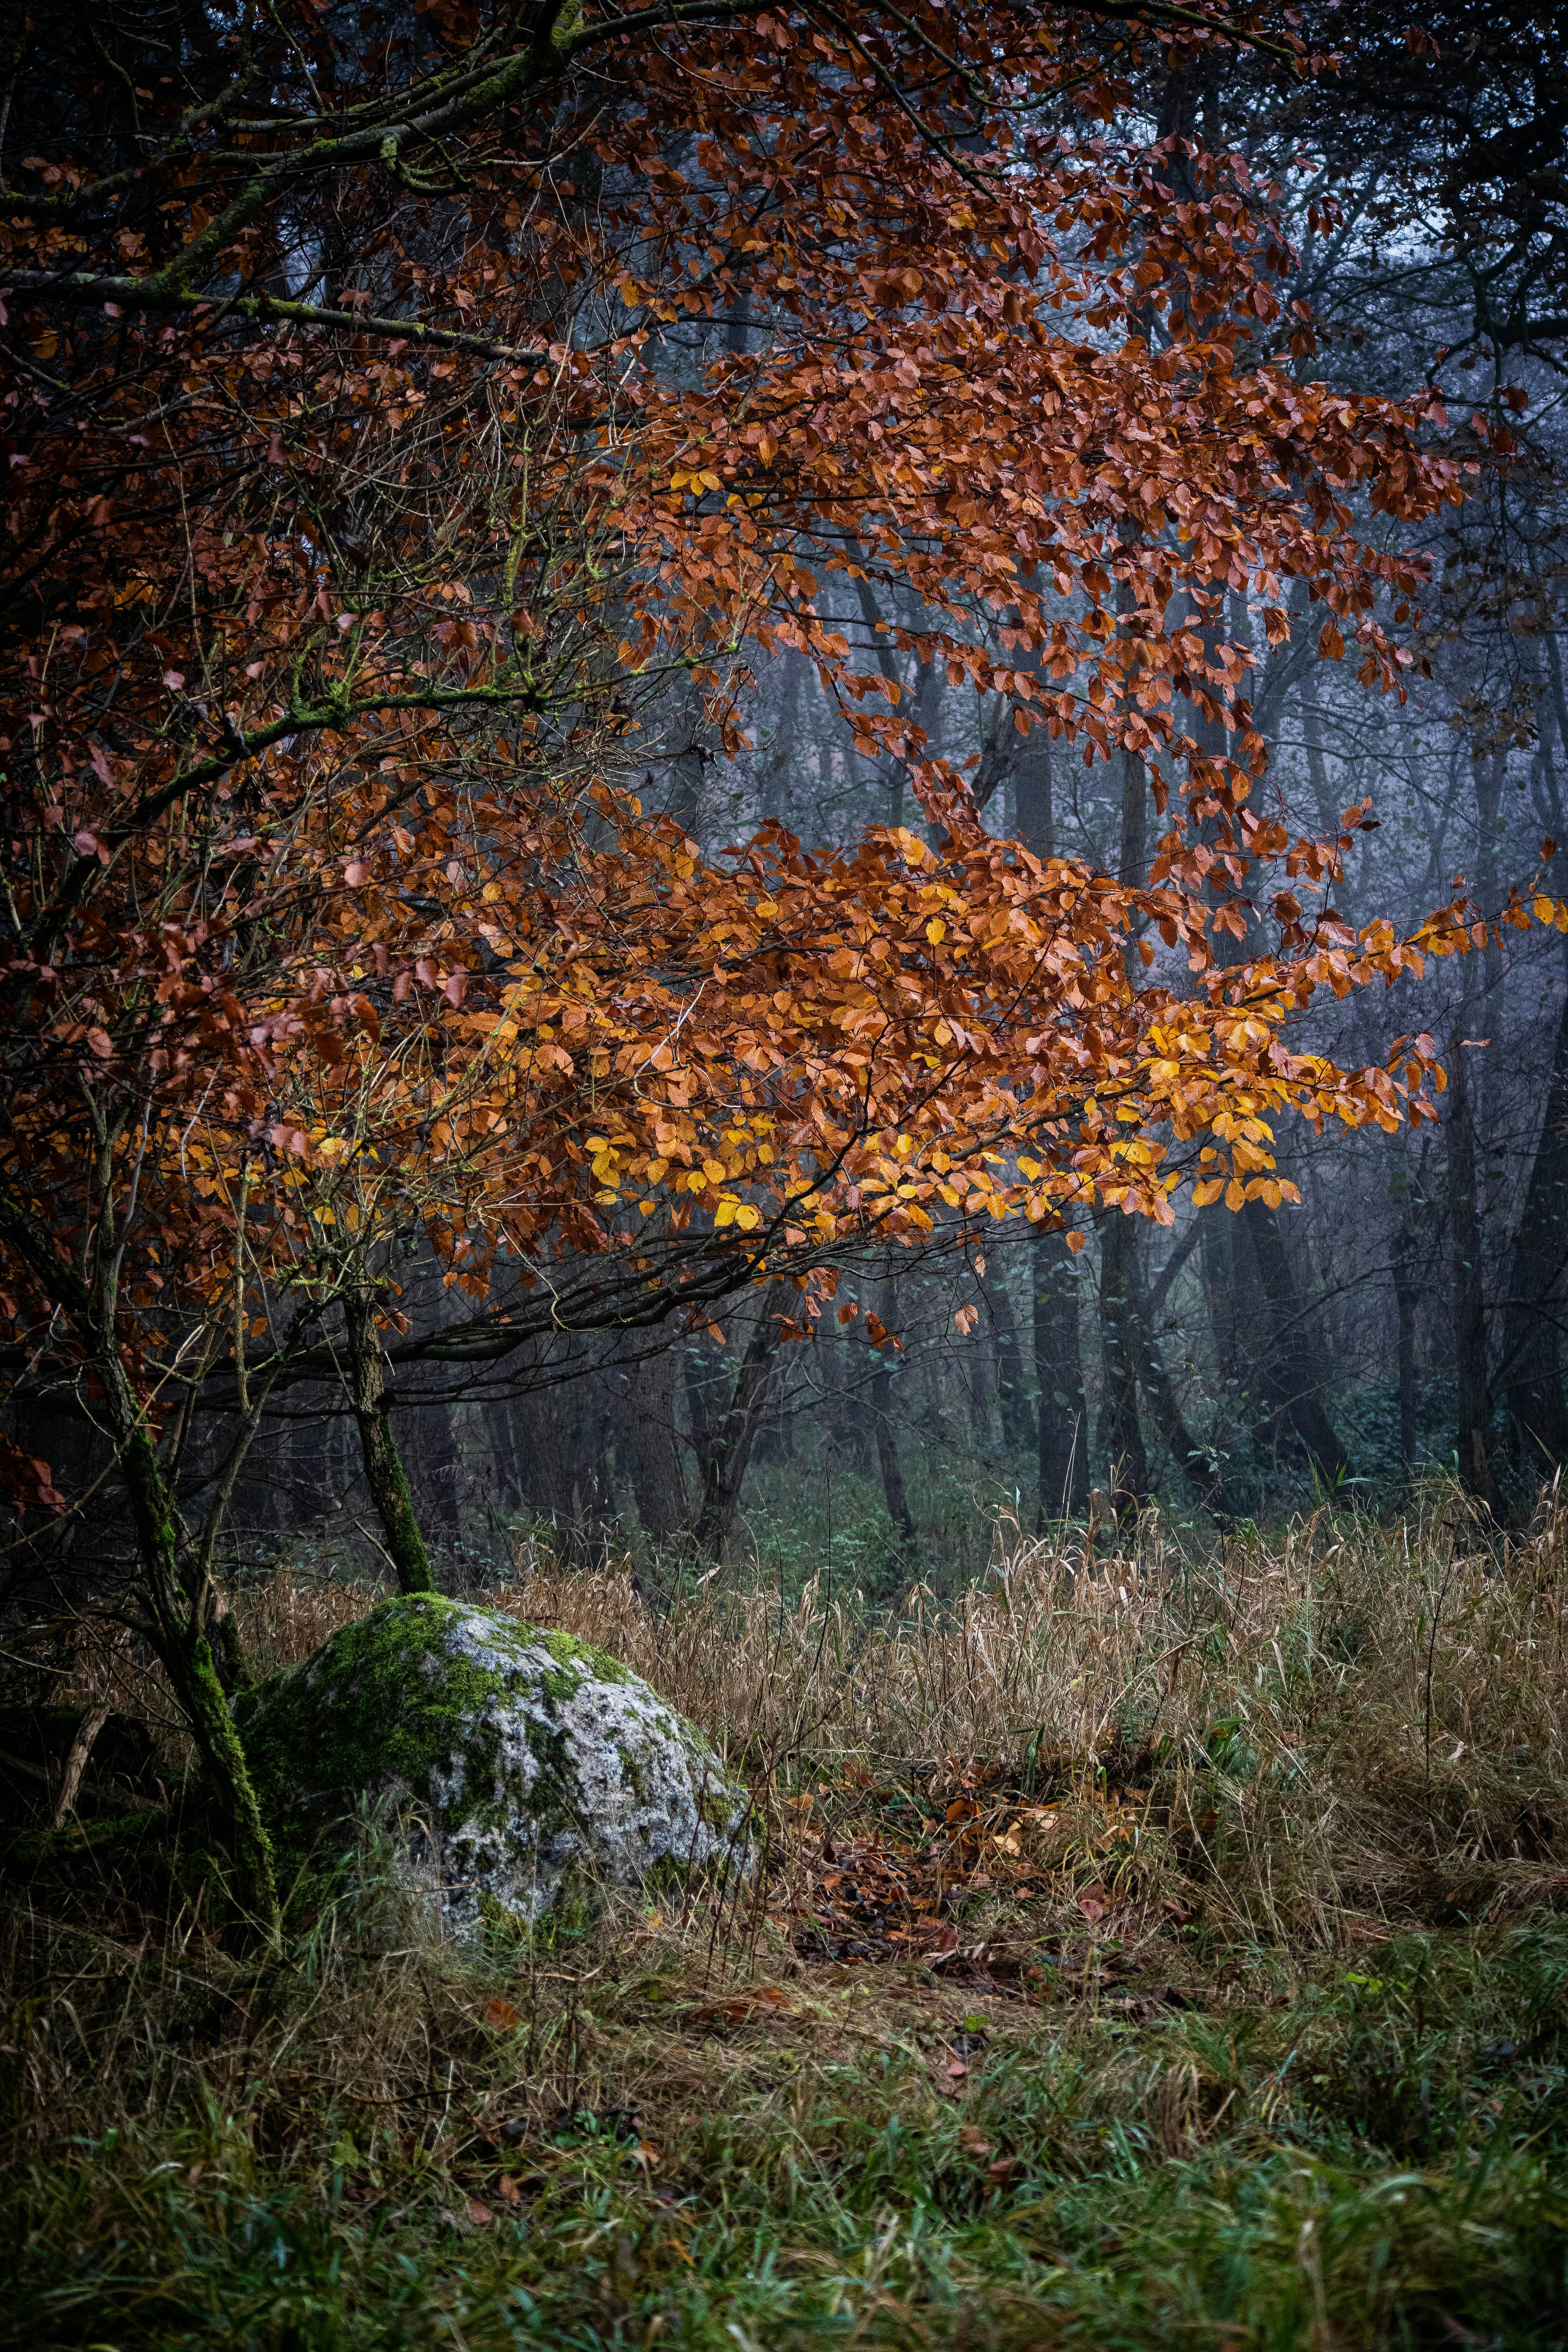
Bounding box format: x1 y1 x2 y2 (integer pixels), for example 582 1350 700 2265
13 7 1568 1615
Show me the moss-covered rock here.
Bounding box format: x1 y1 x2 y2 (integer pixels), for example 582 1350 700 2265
233 1595 752 1935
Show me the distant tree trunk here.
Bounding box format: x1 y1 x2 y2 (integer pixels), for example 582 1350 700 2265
690 1290 782 1560
870 1272 915 1548
759 654 804 827
625 1347 689 1539
813 1326 875 1472
486 1396 523 1509
1130 1258 1229 1515
511 1376 587 1556
1013 706 1053 860
572 1386 617 1540
1198 1205 1255 1497
411 1395 464 1539
1499 985 1568 1473
1096 595 1150 1525
1098 1215 1147 1520
1237 1200 1351 1492
1447 1040 1504 1517
967 1301 995 1449
666 673 706 834
1392 1210 1421 1473
1033 1225 1089 1521
341 1287 436 1594
985 1270 1032 1455
1298 647 1338 838
1475 751 1507 1151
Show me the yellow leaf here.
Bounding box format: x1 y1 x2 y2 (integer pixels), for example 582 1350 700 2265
926 918 946 945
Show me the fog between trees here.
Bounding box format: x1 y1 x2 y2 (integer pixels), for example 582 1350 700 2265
4 1 1566 1624
201 16 1568 1592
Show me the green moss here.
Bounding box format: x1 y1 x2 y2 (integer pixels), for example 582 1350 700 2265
541 1628 630 1686
701 1783 744 1832
234 1594 620 1864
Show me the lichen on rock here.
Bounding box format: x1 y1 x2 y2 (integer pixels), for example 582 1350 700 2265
233 1594 751 1935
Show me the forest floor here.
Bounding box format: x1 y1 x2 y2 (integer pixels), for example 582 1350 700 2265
6 1492 1568 2348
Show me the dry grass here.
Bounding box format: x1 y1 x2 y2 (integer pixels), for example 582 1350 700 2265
7 1489 1568 2348
210 1479 1568 1955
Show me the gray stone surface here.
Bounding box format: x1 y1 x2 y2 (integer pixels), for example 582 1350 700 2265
236 1593 752 1934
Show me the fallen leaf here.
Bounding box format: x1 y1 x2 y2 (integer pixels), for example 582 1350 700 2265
496 2174 521 2204
698 1983 791 2024
959 2125 994 2156
468 2199 494 2226
483 1998 519 2031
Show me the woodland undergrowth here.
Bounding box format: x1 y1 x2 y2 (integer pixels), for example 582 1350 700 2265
6 1490 1568 2348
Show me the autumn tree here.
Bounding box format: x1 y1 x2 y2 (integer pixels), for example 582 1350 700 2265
2 0 1550 1922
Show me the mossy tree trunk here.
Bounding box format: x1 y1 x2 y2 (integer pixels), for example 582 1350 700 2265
342 1284 437 1593
0 1181 281 1939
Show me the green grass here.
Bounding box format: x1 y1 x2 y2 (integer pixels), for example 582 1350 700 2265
7 1889 1568 2349
13 1499 1568 2349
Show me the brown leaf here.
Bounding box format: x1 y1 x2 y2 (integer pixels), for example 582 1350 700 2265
698 1984 791 2024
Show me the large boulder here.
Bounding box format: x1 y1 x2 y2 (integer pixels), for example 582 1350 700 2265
234 1594 751 1935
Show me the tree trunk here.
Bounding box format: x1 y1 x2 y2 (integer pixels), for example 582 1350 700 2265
486 1395 524 1509
1446 1041 1504 1517
1013 704 1053 860
1098 1214 1147 1520
1237 1199 1352 1492
1392 1211 1421 1473
1129 1259 1229 1515
412 1394 465 1538
690 1291 782 1560
625 1347 689 1539
1499 985 1568 1472
871 1269 916 1547
984 1269 1032 1455
341 1286 436 1593
0 1187 280 1935
120 1422 280 1933
1033 1225 1089 1521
